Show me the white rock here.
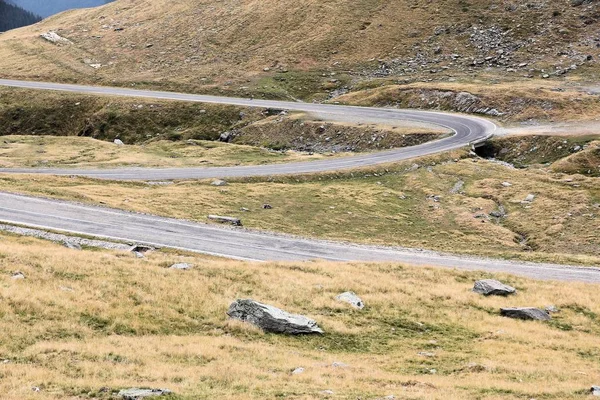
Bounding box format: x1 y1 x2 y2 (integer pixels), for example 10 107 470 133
336 291 365 309
501 182 512 187
40 32 71 44
169 263 192 270
11 271 25 280
291 367 305 375
114 139 125 146
211 179 228 187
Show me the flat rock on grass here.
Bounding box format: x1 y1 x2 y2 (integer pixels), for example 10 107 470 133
336 292 365 309
500 307 551 321
118 388 172 399
473 279 516 296
169 263 192 270
227 299 323 334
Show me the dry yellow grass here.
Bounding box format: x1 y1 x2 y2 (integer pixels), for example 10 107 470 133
1 232 599 399
0 135 328 168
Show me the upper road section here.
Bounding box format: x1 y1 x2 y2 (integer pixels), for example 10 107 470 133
0 79 497 180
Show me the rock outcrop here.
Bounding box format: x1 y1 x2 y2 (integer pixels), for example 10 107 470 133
227 299 323 334
500 307 551 321
473 279 516 296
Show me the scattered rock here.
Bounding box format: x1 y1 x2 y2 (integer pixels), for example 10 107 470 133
40 31 71 44
336 292 365 309
130 245 154 254
114 139 125 146
523 194 535 203
118 388 172 399
207 215 242 226
332 361 349 368
418 352 436 358
63 241 82 250
501 182 512 187
262 204 273 209
591 386 600 396
473 279 516 296
545 305 560 314
169 263 192 270
450 180 465 194
320 390 334 396
219 131 234 142
291 367 305 375
500 307 551 321
211 179 228 187
227 299 324 334
11 271 25 280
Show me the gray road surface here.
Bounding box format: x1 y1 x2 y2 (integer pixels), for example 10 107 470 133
0 192 598 283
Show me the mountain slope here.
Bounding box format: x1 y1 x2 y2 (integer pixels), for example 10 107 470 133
0 0 599 97
8 0 113 18
0 0 41 32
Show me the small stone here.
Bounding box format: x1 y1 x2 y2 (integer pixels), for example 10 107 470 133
418 352 436 358
11 271 25 280
502 182 512 187
130 245 153 254
545 305 559 313
523 194 535 203
169 263 192 270
291 367 305 375
501 307 551 321
262 204 273 209
118 388 172 399
320 390 334 396
591 386 600 396
332 361 349 368
211 179 228 187
207 215 242 226
473 279 516 296
114 139 125 146
63 241 82 250
336 292 365 309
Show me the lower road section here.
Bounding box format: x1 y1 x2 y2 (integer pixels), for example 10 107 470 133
0 192 598 283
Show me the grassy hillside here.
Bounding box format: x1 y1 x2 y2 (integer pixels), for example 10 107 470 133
0 0 599 98
1 232 599 399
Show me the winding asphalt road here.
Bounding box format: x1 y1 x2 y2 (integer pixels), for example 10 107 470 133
0 79 598 282
0 79 496 180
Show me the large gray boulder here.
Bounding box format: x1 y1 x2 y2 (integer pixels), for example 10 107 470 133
591 386 600 396
227 299 323 334
118 388 172 399
500 307 551 321
336 292 365 309
473 279 516 296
